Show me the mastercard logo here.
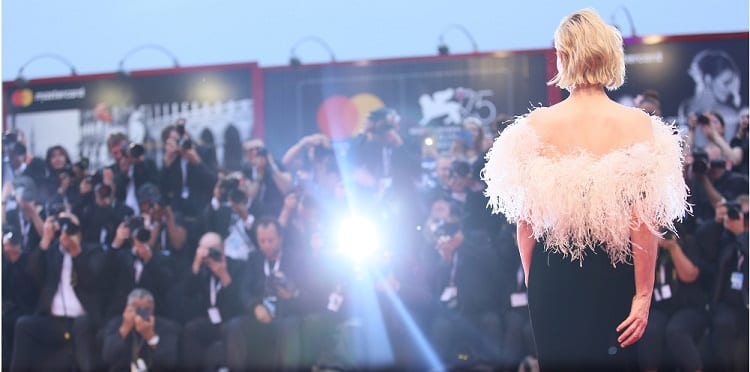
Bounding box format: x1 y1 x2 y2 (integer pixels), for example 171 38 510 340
11 89 33 108
316 93 385 141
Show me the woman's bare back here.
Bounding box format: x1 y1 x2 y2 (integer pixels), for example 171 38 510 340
526 99 654 157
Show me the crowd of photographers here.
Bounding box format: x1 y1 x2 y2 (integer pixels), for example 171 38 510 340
1 98 748 371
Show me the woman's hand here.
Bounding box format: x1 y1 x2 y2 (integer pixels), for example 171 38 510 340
616 293 650 348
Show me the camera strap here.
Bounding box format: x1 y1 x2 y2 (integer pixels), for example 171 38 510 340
264 258 281 277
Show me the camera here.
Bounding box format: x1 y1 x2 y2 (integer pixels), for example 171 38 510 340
58 217 80 235
218 177 241 202
269 271 298 296
129 143 145 158
124 215 144 231
696 113 710 125
208 247 223 261
123 215 151 243
691 150 709 174
95 183 113 199
178 137 192 150
256 147 268 157
368 108 399 135
135 306 151 322
75 157 89 171
436 221 461 240
175 121 192 150
45 201 66 218
725 201 743 220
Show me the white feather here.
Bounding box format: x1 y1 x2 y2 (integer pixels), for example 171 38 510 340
481 115 691 265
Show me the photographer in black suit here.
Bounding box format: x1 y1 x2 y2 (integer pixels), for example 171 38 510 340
11 212 104 371
160 121 217 218
182 232 244 371
113 141 159 215
225 217 304 370
101 209 173 321
101 288 180 372
426 213 504 367
2 228 40 370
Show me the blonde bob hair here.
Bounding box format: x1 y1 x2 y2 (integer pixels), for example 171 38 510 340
548 8 625 91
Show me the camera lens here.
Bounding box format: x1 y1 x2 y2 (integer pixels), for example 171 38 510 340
129 144 145 158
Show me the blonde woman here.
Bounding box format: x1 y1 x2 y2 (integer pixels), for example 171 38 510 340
482 9 689 370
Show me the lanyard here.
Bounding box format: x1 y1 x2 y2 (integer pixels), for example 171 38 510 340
737 252 745 272
209 276 223 307
264 258 281 277
448 251 458 286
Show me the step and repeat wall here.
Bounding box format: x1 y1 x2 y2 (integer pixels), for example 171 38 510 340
3 32 747 167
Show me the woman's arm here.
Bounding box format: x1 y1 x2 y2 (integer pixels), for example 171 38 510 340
617 220 658 348
516 220 536 287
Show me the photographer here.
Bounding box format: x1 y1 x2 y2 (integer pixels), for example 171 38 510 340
182 232 244 371
11 212 104 371
160 122 217 217
38 145 81 207
425 213 504 367
708 197 749 371
204 173 256 261
2 228 39 370
101 208 173 322
730 108 749 174
2 130 45 187
348 107 404 197
113 141 159 215
2 177 44 250
134 183 188 257
241 139 293 218
75 178 131 247
688 144 748 223
226 218 304 370
101 288 179 372
636 225 707 371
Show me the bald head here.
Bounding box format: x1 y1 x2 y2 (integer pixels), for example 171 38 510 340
199 232 223 251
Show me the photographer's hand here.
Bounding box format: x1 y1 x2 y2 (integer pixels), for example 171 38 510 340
254 304 273 324
192 245 209 274
112 223 130 249
206 254 232 286
134 240 152 264
39 216 56 250
134 314 156 345
181 146 202 165
119 305 136 338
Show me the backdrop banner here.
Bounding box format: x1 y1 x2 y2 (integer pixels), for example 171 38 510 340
4 63 259 170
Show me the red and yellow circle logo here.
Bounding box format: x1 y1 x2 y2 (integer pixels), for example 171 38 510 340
317 93 385 141
11 89 33 108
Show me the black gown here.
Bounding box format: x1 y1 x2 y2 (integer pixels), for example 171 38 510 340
527 241 638 371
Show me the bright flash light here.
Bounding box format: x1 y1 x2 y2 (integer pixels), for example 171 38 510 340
336 216 379 262
424 137 434 147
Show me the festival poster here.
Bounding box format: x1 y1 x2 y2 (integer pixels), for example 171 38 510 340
4 63 259 170
611 33 748 145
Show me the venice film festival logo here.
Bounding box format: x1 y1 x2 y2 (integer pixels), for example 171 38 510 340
316 88 497 140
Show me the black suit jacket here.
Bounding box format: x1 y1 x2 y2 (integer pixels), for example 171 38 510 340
101 315 180 372
237 250 304 319
27 241 105 323
2 252 39 317
160 157 217 217
183 257 245 322
113 160 160 203
101 247 174 320
427 229 503 315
